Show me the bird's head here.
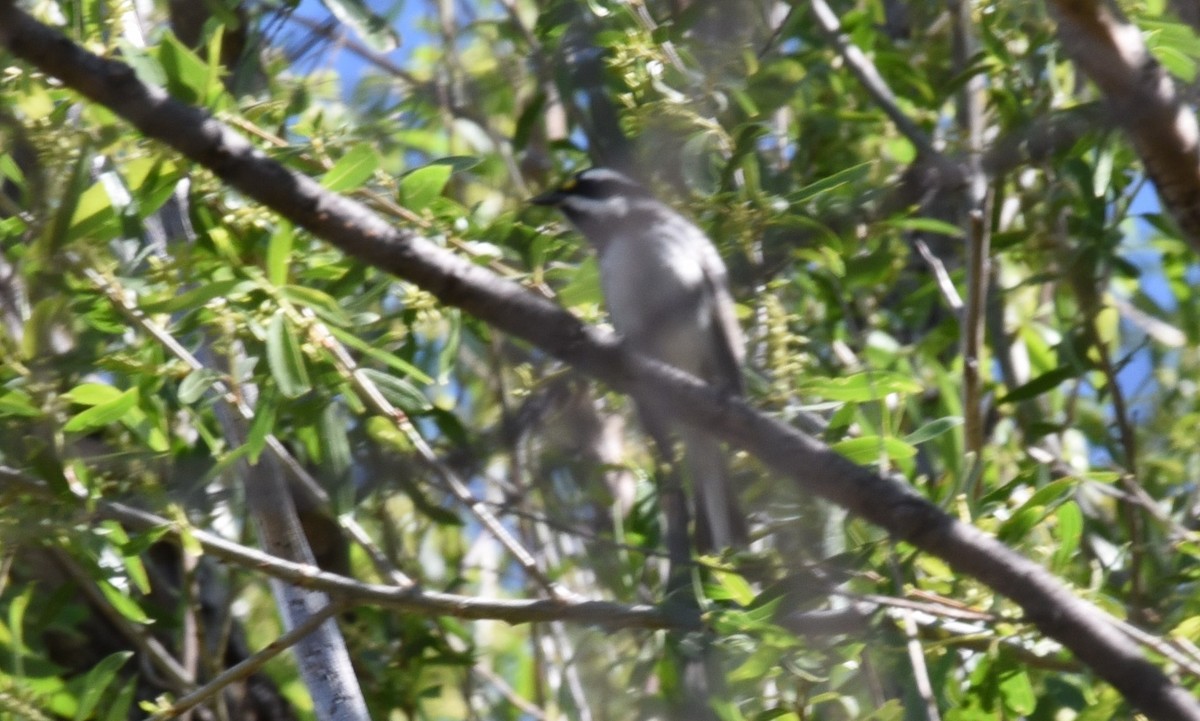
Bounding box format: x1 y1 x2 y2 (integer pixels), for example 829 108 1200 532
530 168 652 239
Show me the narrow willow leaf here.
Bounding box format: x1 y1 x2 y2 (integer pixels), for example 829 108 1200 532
832 435 917 464
358 368 431 412
400 162 453 211
178 368 223 404
74 651 133 721
802 371 922 402
322 144 379 192
267 222 294 286
64 388 138 432
903 416 964 445
267 311 312 399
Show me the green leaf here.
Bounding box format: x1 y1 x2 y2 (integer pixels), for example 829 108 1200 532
746 58 806 113
320 402 352 478
997 365 1080 405
802 371 922 402
244 391 278 463
267 222 294 286
1053 501 1083 570
556 255 604 308
1144 19 1200 81
0 389 42 417
882 216 964 238
67 181 119 243
903 416 964 445
123 156 182 218
157 32 212 106
178 368 223 404
998 666 1036 715
267 311 312 399
710 598 783 635
999 503 1049 543
100 522 151 594
327 326 433 384
431 155 481 173
358 368 432 411
102 677 137 721
752 708 799 721
64 382 124 405
1022 478 1075 509
367 414 412 452
121 524 173 557
400 162 454 211
730 645 784 683
0 153 26 192
322 144 380 192
708 569 755 606
280 285 352 325
40 149 91 258
9 585 32 665
832 435 917 464
790 162 873 204
64 387 139 432
139 278 250 314
74 651 133 721
863 700 904 721
97 580 150 623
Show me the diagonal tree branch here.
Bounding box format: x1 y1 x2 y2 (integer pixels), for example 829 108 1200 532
1 6 1198 720
0 466 690 630
1051 0 1200 249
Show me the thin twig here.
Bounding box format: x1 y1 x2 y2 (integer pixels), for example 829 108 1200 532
285 14 421 85
913 238 963 311
149 598 352 721
809 0 939 159
961 209 989 460
0 468 679 629
948 0 991 463
471 662 548 720
1114 617 1200 680
302 308 578 601
889 557 942 721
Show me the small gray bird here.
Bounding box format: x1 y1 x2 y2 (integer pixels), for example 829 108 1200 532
532 167 748 550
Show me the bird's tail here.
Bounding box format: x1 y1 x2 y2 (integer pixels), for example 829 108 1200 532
681 427 748 550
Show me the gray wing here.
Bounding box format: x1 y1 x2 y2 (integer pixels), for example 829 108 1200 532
698 242 745 396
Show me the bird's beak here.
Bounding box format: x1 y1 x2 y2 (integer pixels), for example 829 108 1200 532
529 188 564 206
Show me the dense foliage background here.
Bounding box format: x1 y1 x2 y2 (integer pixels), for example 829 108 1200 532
3 0 1200 719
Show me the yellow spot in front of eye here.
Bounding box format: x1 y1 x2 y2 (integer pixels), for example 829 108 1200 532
561 177 578 192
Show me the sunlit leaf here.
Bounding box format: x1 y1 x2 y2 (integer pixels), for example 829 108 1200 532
267 311 312 399
802 371 923 402
903 416 964 445
322 144 380 192
400 162 454 211
178 368 223 404
832 435 917 464
64 387 138 432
